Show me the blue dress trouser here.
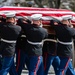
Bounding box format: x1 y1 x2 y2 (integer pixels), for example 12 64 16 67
9 60 18 75
44 54 60 75
66 60 75 75
57 56 70 75
29 56 44 75
0 56 17 75
16 49 29 75
0 55 2 70
52 56 60 74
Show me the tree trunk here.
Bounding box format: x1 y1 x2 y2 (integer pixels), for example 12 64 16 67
48 0 61 8
56 0 61 8
34 0 44 8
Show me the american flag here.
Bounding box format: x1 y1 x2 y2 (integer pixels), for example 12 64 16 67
0 6 75 25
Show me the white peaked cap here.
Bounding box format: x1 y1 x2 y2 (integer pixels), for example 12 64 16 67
0 12 4 15
31 14 42 20
72 16 75 21
5 11 16 17
61 15 73 21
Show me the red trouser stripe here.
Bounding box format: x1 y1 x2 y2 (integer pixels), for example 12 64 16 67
44 53 48 70
16 49 21 71
34 56 40 75
62 57 70 75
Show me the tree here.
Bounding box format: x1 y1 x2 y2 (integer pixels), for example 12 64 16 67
34 0 61 8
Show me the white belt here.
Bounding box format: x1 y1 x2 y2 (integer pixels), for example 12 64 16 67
57 39 72 45
27 40 43 45
43 39 57 43
1 38 16 43
21 35 26 38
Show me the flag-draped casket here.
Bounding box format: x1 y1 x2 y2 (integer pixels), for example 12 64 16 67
0 6 75 34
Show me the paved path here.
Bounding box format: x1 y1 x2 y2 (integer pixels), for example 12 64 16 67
8 65 55 75
21 69 55 75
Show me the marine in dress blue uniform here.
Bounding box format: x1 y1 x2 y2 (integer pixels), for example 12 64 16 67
18 14 48 75
0 15 6 70
0 12 21 75
43 34 60 75
50 15 75 75
16 18 31 75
